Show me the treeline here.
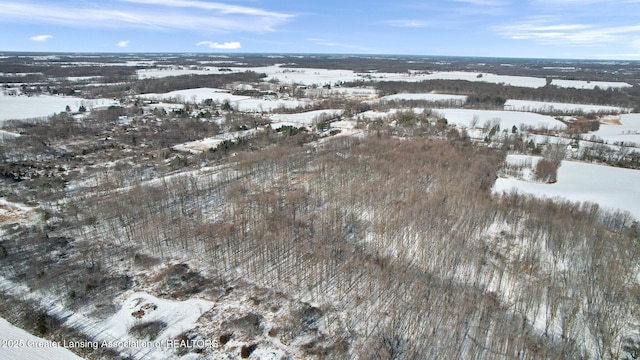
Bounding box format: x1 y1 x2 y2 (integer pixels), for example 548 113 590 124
131 71 267 94
0 64 136 79
369 80 640 110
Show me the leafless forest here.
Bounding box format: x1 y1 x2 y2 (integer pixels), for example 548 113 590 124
1 54 639 359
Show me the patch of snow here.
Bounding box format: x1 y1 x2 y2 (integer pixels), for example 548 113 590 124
502 154 543 181
0 274 215 360
504 99 628 114
138 88 244 104
269 109 343 129
414 71 547 88
259 66 361 86
310 87 378 98
0 130 21 139
376 93 467 104
173 129 256 153
591 113 640 147
66 76 103 82
136 67 227 79
0 93 118 123
234 98 311 112
137 87 312 113
101 291 213 344
551 79 632 90
494 158 640 220
434 108 567 130
331 120 358 130
0 317 85 360
0 198 38 230
359 110 398 120
144 102 187 112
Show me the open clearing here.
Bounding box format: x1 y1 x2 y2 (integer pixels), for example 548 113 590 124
434 108 567 130
494 156 640 219
0 93 118 123
504 99 629 114
591 113 640 146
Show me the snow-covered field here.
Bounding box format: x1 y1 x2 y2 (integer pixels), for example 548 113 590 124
591 113 640 146
495 155 640 220
138 88 249 104
137 67 227 79
411 71 547 88
504 99 628 114
268 109 343 129
359 109 400 120
0 318 85 360
137 88 311 112
0 93 118 123
233 98 311 112
376 93 467 104
550 79 632 90
307 87 378 99
173 129 257 153
434 108 567 130
135 65 629 90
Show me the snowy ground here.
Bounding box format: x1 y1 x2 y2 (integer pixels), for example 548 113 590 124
138 88 249 105
494 155 640 220
268 109 343 129
0 274 216 360
0 318 85 360
135 65 629 90
591 113 640 146
375 93 467 104
408 71 547 88
95 291 215 360
137 88 311 112
307 87 378 99
173 129 257 153
550 79 632 90
0 129 20 139
234 98 311 112
0 198 38 236
136 67 228 79
0 93 119 123
433 108 567 130
504 99 629 114
359 109 400 121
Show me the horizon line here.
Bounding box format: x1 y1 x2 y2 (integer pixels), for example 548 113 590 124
1 51 638 63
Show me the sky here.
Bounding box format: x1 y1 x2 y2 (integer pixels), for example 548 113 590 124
1 0 640 60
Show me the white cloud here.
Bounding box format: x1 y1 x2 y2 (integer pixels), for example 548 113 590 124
533 0 628 3
451 0 508 5
29 34 53 42
120 0 292 19
0 1 292 33
380 20 430 28
196 41 242 49
494 18 640 46
117 40 130 47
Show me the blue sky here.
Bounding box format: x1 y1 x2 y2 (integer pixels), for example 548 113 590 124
1 0 640 59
